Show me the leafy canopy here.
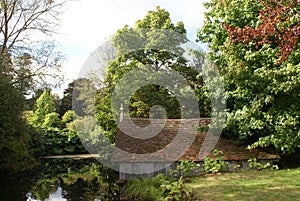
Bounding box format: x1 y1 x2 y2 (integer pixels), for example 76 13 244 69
30 90 57 127
96 7 205 142
198 0 300 153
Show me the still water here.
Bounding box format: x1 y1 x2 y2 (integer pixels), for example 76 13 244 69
0 159 119 201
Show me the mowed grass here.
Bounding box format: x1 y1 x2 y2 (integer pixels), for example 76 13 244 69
187 168 300 201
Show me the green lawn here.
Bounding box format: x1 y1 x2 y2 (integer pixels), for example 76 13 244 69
187 168 300 201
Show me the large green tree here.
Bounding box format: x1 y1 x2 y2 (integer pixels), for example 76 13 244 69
60 78 94 117
95 7 206 142
30 90 57 127
0 0 68 173
0 53 36 173
198 0 300 153
28 90 86 156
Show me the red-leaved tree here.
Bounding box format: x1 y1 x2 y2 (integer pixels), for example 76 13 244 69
223 0 299 63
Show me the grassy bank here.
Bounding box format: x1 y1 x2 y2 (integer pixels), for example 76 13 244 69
187 168 300 201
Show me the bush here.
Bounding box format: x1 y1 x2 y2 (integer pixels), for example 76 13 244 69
169 160 201 177
248 158 279 170
203 149 229 174
159 175 192 201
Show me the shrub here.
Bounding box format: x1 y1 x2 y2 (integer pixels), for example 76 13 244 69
159 175 192 201
170 160 201 177
203 149 229 174
248 158 279 170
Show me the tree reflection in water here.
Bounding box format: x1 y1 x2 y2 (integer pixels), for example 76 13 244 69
1 159 119 201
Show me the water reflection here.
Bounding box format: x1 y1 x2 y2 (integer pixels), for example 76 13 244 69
26 183 66 201
27 186 67 201
46 187 66 201
0 159 119 201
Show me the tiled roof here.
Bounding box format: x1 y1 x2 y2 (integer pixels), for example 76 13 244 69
113 118 279 163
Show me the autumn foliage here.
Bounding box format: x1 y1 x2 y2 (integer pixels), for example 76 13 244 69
223 0 300 63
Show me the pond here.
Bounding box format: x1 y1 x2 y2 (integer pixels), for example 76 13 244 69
0 158 119 201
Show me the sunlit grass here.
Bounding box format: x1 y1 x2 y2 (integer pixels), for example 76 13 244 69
187 168 300 201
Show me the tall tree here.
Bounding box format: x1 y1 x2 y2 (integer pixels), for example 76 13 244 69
60 81 74 116
0 53 36 173
0 0 65 53
198 0 300 153
0 0 66 94
30 90 57 127
61 78 94 117
95 7 205 142
223 0 299 63
11 41 65 95
0 0 68 173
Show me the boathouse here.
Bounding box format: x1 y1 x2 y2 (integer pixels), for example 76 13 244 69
113 118 279 179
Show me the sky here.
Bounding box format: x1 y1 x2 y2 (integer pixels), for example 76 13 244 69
54 0 207 94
